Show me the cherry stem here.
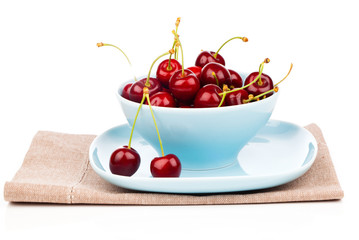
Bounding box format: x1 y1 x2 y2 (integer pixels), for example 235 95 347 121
97 42 137 81
172 30 185 76
243 87 279 103
146 51 172 87
218 84 229 107
145 93 165 157
242 63 292 103
213 36 248 59
274 63 293 87
167 54 173 71
212 72 219 86
174 18 181 61
128 93 146 148
167 38 178 71
219 58 269 96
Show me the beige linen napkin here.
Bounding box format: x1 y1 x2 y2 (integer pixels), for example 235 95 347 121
4 124 343 205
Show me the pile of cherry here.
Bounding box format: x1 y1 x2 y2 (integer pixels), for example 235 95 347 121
98 18 292 179
120 40 278 108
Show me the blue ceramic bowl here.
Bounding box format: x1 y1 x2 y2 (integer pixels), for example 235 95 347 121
117 81 279 170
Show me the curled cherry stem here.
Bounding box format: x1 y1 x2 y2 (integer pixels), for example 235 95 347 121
213 36 248 59
146 50 172 87
275 63 293 87
219 58 269 96
97 42 137 81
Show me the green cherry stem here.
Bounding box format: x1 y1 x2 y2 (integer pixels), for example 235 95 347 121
212 72 219 86
243 87 279 103
127 93 146 149
97 42 137 81
213 36 248 59
243 63 293 103
172 30 185 76
146 50 173 87
219 58 270 96
174 17 181 60
218 85 230 107
145 92 165 157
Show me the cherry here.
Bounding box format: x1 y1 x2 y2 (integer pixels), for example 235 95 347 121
169 69 200 102
176 100 194 108
129 77 162 103
194 36 248 68
156 59 182 88
187 66 202 80
225 89 249 106
228 69 243 88
143 89 182 177
149 92 176 107
109 146 140 177
194 84 223 108
200 62 231 87
244 72 274 98
169 32 200 102
161 88 171 94
195 51 225 68
150 154 181 177
121 83 132 100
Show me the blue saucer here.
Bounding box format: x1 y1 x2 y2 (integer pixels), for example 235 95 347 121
89 120 317 194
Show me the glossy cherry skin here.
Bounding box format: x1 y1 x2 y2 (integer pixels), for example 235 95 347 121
187 66 202 80
129 78 162 103
156 59 182 88
149 92 176 107
169 69 200 102
228 69 243 88
109 146 140 177
194 84 223 108
244 72 274 98
225 89 249 106
150 154 181 177
121 83 132 100
195 51 225 68
200 62 231 87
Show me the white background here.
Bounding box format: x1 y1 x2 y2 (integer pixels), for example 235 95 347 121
1 0 358 239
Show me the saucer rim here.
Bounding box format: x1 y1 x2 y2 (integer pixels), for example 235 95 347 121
89 120 318 193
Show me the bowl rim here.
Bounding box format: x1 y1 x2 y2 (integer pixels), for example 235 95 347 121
117 79 279 113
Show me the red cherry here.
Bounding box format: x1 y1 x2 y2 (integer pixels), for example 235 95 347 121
129 78 162 103
149 92 176 107
169 69 200 102
156 59 182 88
194 84 223 108
109 146 140 177
200 62 231 87
244 72 274 98
150 154 181 177
176 100 194 108
225 89 249 106
161 88 171 94
187 66 202 80
121 83 132 100
228 69 243 88
195 51 225 68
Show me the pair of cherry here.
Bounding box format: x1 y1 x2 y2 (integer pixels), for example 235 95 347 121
110 87 182 178
110 147 181 177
